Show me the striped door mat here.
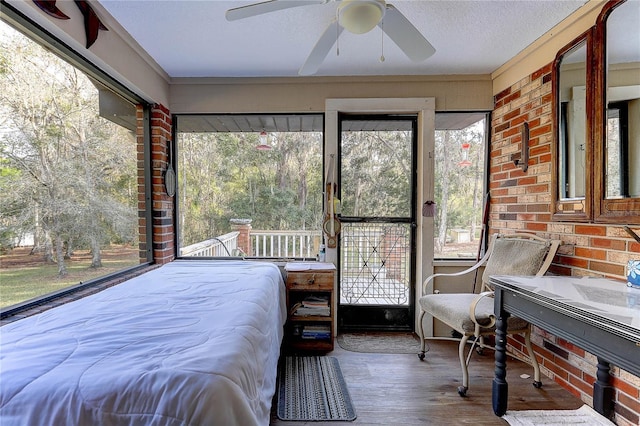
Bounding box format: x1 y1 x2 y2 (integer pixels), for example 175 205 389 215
276 356 356 421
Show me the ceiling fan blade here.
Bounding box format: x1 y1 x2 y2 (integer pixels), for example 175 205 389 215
226 0 327 21
299 20 343 76
381 4 435 62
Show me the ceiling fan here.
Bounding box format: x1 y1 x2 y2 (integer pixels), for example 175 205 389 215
225 0 436 75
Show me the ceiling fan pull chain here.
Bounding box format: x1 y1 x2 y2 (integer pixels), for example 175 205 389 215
380 20 385 62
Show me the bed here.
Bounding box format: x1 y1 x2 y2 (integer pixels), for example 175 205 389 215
0 260 287 425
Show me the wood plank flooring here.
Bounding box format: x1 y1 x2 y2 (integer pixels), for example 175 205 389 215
271 336 583 425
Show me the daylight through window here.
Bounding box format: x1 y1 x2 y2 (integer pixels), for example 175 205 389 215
176 114 324 259
433 113 488 259
0 21 144 309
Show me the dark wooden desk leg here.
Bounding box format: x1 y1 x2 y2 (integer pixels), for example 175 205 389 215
492 312 510 416
593 357 614 419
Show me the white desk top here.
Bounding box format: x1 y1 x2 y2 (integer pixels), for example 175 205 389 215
491 275 640 337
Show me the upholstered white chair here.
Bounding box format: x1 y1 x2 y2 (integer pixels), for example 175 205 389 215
418 233 561 396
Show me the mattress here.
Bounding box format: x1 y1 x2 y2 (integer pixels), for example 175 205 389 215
0 260 287 426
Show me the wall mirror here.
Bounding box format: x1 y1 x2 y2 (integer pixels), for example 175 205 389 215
552 31 592 221
595 0 640 223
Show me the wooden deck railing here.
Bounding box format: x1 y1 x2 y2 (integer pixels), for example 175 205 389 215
180 230 322 259
179 231 240 257
251 230 321 258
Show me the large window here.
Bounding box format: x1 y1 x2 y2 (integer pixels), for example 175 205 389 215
0 20 145 310
433 113 488 259
176 114 323 259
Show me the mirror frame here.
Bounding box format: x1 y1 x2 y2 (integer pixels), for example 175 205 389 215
552 29 594 222
593 0 640 224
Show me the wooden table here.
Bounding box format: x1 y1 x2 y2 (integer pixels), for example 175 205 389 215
490 275 640 418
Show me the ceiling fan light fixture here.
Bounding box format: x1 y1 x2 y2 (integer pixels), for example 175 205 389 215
338 0 385 34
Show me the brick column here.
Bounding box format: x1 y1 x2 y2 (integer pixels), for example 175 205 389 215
136 105 148 263
148 104 175 264
381 227 407 281
230 219 252 256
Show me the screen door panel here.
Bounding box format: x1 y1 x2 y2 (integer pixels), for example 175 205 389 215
341 222 410 305
338 114 416 330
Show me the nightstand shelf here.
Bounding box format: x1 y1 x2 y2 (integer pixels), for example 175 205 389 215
284 262 335 352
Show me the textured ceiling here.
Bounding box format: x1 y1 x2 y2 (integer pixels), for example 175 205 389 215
97 0 587 78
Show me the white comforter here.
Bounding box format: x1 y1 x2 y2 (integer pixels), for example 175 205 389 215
0 260 287 426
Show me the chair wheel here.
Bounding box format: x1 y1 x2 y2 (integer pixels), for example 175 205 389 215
457 386 468 397
418 352 425 361
533 381 542 389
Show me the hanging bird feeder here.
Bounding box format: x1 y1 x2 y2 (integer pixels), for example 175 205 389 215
458 142 472 167
255 131 272 151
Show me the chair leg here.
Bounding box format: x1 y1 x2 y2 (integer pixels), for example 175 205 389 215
418 310 426 360
524 328 542 388
457 334 471 396
476 336 485 355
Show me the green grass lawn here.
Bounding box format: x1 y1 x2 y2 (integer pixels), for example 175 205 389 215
0 249 139 309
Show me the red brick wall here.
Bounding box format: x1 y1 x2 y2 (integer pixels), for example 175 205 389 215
148 104 175 264
136 104 148 263
230 219 253 256
491 64 640 426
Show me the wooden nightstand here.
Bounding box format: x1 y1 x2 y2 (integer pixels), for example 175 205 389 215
284 262 335 352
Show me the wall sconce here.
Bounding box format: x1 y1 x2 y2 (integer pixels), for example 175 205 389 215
511 122 529 172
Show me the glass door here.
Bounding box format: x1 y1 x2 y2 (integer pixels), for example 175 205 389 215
338 114 417 331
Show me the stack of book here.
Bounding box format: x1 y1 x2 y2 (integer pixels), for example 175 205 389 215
301 325 331 340
290 295 330 317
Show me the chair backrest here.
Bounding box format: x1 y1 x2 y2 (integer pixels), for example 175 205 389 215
480 233 561 291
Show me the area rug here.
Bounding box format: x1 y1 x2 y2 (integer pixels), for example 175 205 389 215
503 405 616 425
277 356 356 421
337 332 420 354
